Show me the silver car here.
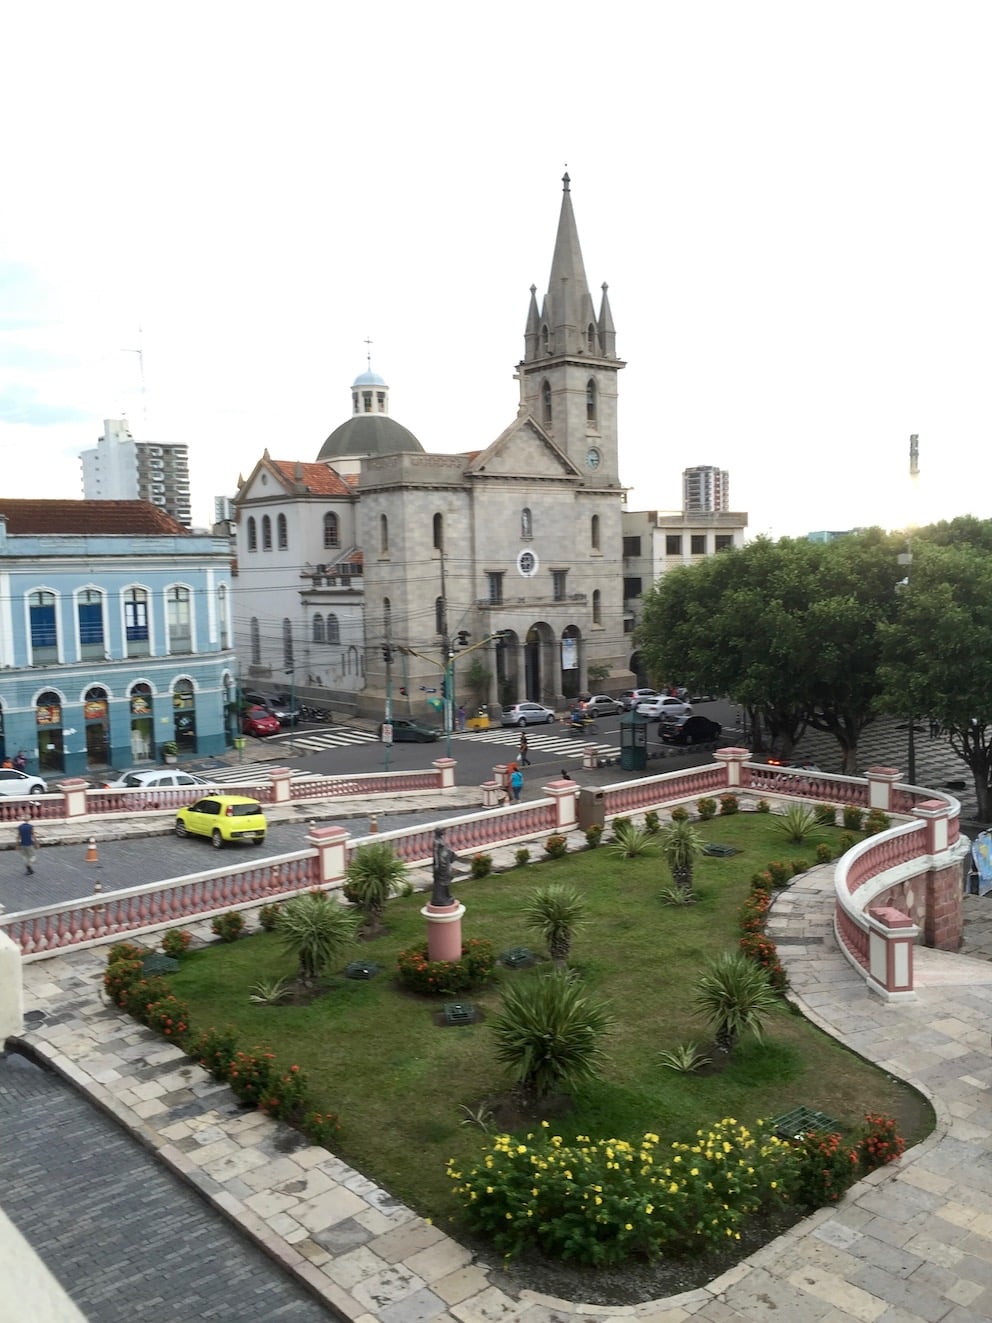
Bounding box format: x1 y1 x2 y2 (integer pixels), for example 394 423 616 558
501 701 557 727
0 768 47 796
635 695 694 719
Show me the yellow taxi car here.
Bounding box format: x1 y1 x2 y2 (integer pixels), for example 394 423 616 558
175 794 267 849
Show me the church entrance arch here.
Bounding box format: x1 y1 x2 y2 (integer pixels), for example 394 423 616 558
525 623 556 706
495 629 519 709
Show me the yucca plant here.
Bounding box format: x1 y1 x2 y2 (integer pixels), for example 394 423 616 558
775 804 818 843
248 975 293 1005
524 884 586 972
344 841 408 936
693 950 780 1055
278 893 357 987
658 818 703 895
609 821 657 859
658 1041 712 1073
659 884 698 906
489 974 613 1101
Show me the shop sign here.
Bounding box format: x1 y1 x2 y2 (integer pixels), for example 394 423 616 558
36 704 62 725
84 700 108 720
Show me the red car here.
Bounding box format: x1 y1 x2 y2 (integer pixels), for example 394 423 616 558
242 705 280 738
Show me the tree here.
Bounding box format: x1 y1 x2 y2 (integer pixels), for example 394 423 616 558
878 539 992 819
658 819 703 895
344 842 408 936
524 885 586 971
489 975 612 1102
692 950 779 1055
278 893 357 987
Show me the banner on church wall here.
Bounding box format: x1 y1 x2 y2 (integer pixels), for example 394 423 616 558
561 638 578 671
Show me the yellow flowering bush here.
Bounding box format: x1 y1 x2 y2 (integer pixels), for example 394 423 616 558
448 1117 793 1264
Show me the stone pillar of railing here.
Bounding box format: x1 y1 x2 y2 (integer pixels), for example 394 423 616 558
494 762 509 791
0 928 24 1038
866 905 918 999
912 798 952 853
432 757 456 788
866 765 900 810
582 743 598 771
912 798 964 949
59 778 91 819
270 767 293 804
481 781 502 808
306 825 350 887
712 747 749 787
545 779 578 831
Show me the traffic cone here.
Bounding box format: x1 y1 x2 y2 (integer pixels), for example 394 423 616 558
85 837 99 864
368 814 378 834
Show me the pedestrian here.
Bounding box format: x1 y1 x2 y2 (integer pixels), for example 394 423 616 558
17 819 37 875
12 750 26 773
519 731 530 766
457 706 467 731
510 766 524 802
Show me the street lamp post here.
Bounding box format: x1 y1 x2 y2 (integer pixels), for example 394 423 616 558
287 667 295 755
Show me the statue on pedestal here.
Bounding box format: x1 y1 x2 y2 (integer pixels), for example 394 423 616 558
431 827 458 906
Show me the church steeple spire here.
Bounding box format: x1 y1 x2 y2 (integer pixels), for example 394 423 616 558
529 172 600 361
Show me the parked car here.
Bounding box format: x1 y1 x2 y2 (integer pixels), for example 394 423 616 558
175 795 267 848
0 768 47 796
100 769 211 790
500 701 557 727
636 695 693 719
659 714 723 745
241 706 281 737
241 691 300 726
581 694 622 717
378 718 441 743
619 688 659 711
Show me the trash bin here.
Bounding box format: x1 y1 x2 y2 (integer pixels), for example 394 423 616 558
619 710 649 772
577 787 605 831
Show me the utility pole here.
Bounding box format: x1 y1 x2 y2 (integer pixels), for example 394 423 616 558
439 553 452 749
382 629 394 771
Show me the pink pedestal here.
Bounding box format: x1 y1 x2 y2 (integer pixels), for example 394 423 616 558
422 901 466 962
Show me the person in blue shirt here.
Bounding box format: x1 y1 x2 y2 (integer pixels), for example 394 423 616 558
510 767 524 802
17 820 37 875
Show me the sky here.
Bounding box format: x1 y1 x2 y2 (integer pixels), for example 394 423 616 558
2 1 989 539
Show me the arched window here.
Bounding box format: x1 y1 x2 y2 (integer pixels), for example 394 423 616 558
586 378 597 425
541 380 552 425
312 613 325 643
327 613 340 645
124 587 150 657
77 588 105 660
592 589 602 625
262 515 272 550
590 514 600 551
246 517 257 552
433 512 443 550
323 512 339 548
217 584 230 649
277 513 288 550
521 507 533 539
587 323 597 353
380 514 389 554
541 324 550 354
250 617 260 664
167 586 191 654
282 618 294 670
29 591 58 664
435 597 445 635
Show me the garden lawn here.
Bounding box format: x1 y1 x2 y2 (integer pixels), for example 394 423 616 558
167 813 933 1230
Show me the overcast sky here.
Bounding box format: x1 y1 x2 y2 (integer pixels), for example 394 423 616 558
2 1 988 539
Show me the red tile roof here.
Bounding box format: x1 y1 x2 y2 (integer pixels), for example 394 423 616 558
269 461 353 497
0 500 189 536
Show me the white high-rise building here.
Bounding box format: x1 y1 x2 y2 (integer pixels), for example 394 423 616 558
682 465 729 513
81 420 192 527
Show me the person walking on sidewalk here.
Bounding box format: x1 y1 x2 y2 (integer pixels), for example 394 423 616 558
17 819 38 875
510 766 524 802
518 731 530 766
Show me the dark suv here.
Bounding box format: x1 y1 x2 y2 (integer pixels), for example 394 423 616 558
241 691 300 727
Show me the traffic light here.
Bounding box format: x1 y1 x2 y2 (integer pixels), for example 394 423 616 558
456 630 470 647
382 645 393 664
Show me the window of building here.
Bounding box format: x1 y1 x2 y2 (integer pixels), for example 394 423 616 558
587 323 596 353
592 588 602 625
326 613 340 645
541 324 549 353
623 577 643 599
487 572 504 604
277 513 288 550
250 617 260 664
323 512 339 548
521 507 533 539
433 512 443 550
377 391 385 410
312 613 325 643
283 618 294 669
246 517 257 552
622 535 641 557
665 534 682 556
435 596 445 635
590 514 600 551
218 584 230 649
552 570 567 602
383 597 391 634
586 378 597 426
77 589 104 660
380 514 389 554
124 587 150 657
715 534 734 552
691 534 707 554
541 380 552 425
167 587 191 654
363 391 373 413
263 515 274 550
29 590 58 663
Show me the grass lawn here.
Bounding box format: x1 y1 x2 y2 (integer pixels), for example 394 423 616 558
167 813 933 1231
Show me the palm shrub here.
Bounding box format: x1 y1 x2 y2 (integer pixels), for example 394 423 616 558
815 802 837 826
524 884 586 971
775 804 817 843
609 821 657 859
693 950 780 1055
658 817 703 895
344 841 408 935
489 974 613 1102
278 893 357 987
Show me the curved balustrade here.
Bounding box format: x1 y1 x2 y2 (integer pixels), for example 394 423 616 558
603 765 725 818
841 823 925 894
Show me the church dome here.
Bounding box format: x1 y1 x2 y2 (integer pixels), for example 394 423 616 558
352 370 387 388
317 414 424 462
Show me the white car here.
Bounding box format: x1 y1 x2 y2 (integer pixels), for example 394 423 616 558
581 695 622 717
635 695 694 720
101 769 212 791
501 701 557 727
0 768 48 797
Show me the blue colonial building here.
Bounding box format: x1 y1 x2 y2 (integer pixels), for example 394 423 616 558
0 500 236 778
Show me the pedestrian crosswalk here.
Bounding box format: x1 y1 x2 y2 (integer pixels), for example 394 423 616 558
451 726 620 760
191 762 323 786
279 727 380 755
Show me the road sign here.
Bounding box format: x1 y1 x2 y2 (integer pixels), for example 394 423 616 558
381 723 393 745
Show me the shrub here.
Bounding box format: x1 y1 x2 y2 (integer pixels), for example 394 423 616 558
227 1046 278 1108
864 808 892 836
524 884 586 971
765 860 791 887
775 804 817 843
670 805 690 822
658 1042 711 1072
249 976 292 1005
790 858 809 877
693 951 780 1054
396 939 495 996
142 992 190 1041
257 1061 308 1120
787 1129 859 1209
696 796 717 820
303 1110 342 1148
345 841 408 932
104 955 145 1008
609 822 657 859
584 824 603 849
211 911 245 943
842 805 865 831
659 818 703 894
659 885 698 906
161 928 192 959
514 847 531 867
838 831 857 853
278 893 357 987
258 902 283 931
738 932 787 992
755 799 771 813
610 815 631 836
189 1026 239 1079
544 834 568 859
857 1112 906 1171
490 974 612 1102
643 810 660 834
719 794 740 816
107 941 146 965
471 853 493 879
815 802 838 826
815 843 833 864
